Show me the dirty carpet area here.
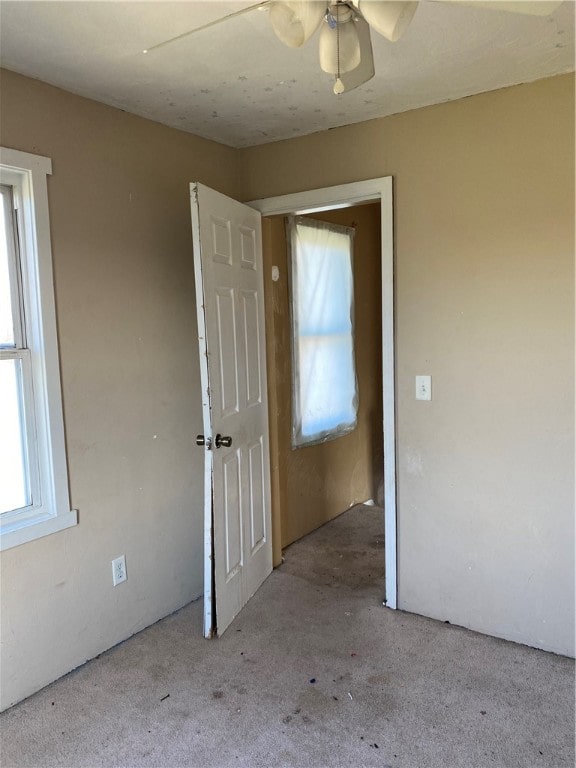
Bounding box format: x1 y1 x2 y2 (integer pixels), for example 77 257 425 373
1 504 574 768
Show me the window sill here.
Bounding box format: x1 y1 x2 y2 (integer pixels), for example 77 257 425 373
0 509 78 551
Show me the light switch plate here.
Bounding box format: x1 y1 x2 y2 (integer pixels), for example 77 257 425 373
415 375 432 401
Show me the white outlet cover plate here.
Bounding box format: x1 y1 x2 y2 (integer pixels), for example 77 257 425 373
416 375 432 401
112 555 127 586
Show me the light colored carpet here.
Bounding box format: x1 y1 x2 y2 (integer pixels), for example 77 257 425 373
1 505 574 768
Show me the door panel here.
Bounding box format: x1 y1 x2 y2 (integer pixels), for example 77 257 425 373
241 290 262 407
240 226 257 269
211 216 233 264
247 438 265 551
191 182 273 637
222 450 242 579
215 287 239 417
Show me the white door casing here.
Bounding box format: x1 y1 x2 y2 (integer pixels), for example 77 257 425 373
191 182 273 638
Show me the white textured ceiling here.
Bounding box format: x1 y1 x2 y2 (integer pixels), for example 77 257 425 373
0 0 573 148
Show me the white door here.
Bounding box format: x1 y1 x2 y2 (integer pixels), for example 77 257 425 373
190 182 273 638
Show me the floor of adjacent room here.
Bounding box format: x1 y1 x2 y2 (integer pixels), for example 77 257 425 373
2 504 574 768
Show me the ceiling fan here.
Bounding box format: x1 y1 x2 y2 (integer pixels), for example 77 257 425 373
143 0 565 95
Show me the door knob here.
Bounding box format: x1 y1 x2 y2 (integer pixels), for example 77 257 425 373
196 434 210 447
214 434 232 449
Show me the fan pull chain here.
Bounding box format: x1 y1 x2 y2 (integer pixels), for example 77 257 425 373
336 9 340 81
334 5 345 94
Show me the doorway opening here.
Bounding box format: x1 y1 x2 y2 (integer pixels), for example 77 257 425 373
263 204 383 567
250 177 396 609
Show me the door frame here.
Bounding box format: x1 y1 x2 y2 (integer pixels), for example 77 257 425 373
249 177 397 610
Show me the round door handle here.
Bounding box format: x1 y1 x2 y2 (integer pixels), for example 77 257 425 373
196 434 206 446
214 434 232 449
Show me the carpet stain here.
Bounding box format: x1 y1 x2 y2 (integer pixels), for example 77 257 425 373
148 663 169 682
367 674 390 685
280 508 385 591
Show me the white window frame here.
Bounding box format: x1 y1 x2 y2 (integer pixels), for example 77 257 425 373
0 147 76 550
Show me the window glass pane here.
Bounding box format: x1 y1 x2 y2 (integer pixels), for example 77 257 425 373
291 217 358 446
0 187 16 347
299 334 356 437
296 228 353 337
0 357 30 513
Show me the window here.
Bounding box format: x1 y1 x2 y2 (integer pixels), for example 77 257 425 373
0 148 76 550
288 216 358 447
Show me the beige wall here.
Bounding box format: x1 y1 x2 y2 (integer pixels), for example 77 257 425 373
0 70 240 710
0 69 573 710
263 205 383 556
243 73 575 656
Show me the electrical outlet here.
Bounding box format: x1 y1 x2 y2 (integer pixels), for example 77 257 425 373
112 555 127 586
415 375 432 401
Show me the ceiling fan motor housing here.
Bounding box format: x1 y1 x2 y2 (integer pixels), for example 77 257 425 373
320 3 361 74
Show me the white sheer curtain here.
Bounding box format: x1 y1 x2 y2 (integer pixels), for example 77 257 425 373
289 216 358 447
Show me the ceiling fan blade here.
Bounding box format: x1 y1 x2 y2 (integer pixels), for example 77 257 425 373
336 17 375 93
143 0 271 54
269 1 327 48
431 0 564 16
357 1 419 42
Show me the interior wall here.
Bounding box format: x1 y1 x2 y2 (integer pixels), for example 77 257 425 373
242 74 576 657
0 69 241 710
263 205 383 554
